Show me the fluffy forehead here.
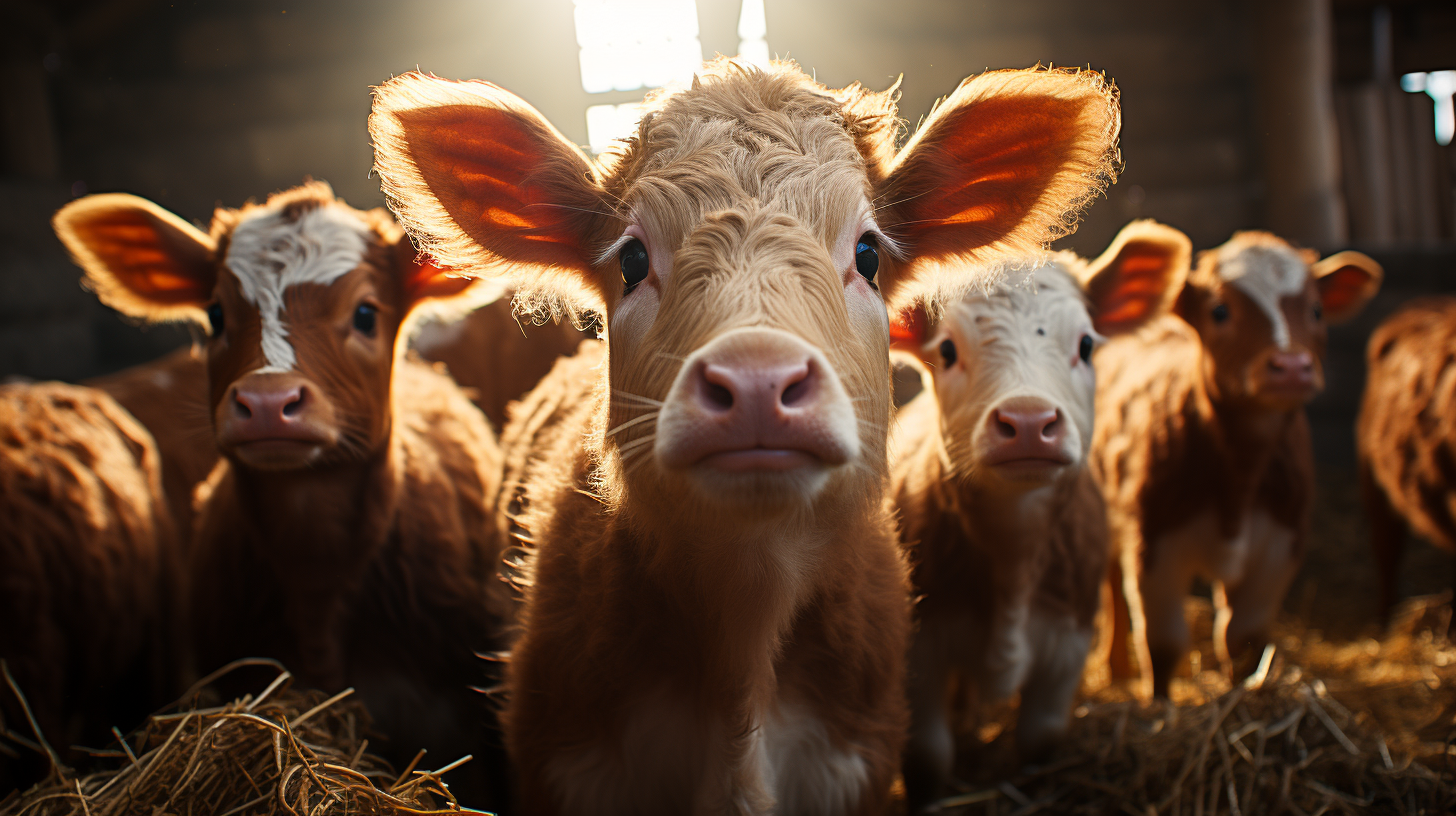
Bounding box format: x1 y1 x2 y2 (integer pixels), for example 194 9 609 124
943 263 1089 334
1209 231 1311 349
602 62 898 248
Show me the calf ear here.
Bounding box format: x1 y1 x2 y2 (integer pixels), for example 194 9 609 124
370 73 611 310
889 303 930 354
1312 250 1382 325
397 242 509 316
877 67 1121 308
1076 220 1191 335
52 194 216 324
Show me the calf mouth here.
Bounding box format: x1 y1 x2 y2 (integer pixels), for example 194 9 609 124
226 434 336 471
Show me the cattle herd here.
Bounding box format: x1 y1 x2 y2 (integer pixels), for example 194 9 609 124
0 57 1451 815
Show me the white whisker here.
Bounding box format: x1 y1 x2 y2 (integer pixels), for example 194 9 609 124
605 412 660 438
612 389 664 407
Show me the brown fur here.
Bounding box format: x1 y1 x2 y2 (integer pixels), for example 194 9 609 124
1092 232 1381 699
86 346 214 535
1357 296 1456 620
372 58 1121 814
52 182 510 807
0 382 178 791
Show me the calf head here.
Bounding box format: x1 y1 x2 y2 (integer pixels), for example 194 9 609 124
897 220 1190 489
370 59 1119 535
1176 232 1382 411
54 182 480 472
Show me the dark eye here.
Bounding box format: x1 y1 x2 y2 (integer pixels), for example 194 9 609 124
1312 301 1323 321
1211 303 1230 324
855 234 879 283
620 239 649 293
939 338 957 367
206 303 224 336
353 303 378 336
1079 334 1094 364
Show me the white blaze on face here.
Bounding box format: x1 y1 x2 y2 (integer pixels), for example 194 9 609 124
225 204 372 372
1216 243 1307 350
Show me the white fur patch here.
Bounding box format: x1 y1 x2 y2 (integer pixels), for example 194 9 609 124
762 701 869 816
226 204 372 371
1217 243 1307 349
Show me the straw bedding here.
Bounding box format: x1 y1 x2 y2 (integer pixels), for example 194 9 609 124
0 662 483 816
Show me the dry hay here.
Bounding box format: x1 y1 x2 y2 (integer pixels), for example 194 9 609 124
0 660 485 816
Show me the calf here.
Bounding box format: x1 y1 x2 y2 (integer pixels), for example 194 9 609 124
371 58 1120 814
1092 232 1382 699
0 382 177 791
891 221 1190 810
1357 296 1456 621
52 182 511 805
86 347 214 535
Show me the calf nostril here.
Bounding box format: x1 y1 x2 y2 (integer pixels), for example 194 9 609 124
281 388 306 418
994 410 1018 439
231 390 253 419
1040 410 1063 441
779 363 814 407
704 382 734 410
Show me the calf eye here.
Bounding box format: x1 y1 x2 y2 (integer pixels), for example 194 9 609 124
1211 303 1230 323
939 338 957 367
1079 334 1094 364
1312 301 1323 320
353 303 378 336
620 239 649 293
206 303 225 336
855 234 879 283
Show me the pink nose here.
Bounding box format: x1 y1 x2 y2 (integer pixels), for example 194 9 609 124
1268 351 1315 387
694 360 819 418
226 380 314 441
984 398 1072 466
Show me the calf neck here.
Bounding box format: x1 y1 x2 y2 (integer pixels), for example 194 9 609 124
891 221 1189 810
1092 232 1381 698
371 58 1121 814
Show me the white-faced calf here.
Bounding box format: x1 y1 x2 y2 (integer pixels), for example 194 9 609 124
891 221 1190 810
1092 232 1382 699
372 59 1120 814
53 182 511 805
1357 296 1456 622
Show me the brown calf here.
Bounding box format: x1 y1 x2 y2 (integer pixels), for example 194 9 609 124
372 58 1120 813
1358 296 1456 621
0 382 177 791
52 182 511 805
1092 232 1382 699
891 221 1190 810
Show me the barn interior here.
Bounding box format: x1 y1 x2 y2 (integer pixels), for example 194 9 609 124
2 0 1455 813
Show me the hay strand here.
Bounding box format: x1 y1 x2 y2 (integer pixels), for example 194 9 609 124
1 668 487 816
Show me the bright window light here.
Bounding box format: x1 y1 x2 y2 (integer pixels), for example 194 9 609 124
573 0 703 94
586 102 647 154
1401 70 1456 146
737 0 770 70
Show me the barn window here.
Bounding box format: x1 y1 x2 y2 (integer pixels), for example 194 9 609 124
1401 70 1456 146
577 0 769 153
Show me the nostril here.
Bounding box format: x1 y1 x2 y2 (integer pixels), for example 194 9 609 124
704 381 734 410
778 363 814 407
281 387 306 418
231 390 253 419
994 410 1017 440
1041 410 1063 441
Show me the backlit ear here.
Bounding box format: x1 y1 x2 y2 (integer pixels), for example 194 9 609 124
370 72 612 310
889 303 930 355
877 66 1121 308
398 242 509 314
53 194 216 324
1076 220 1191 335
1312 251 1382 325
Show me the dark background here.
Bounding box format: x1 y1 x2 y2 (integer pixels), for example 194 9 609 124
1 0 1453 469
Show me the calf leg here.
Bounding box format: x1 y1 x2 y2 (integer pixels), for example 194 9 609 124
903 628 954 815
1105 557 1136 682
1015 611 1092 766
1137 543 1196 701
1360 458 1407 626
1216 518 1299 681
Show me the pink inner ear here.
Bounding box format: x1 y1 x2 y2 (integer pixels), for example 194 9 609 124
1319 267 1373 317
889 307 926 348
